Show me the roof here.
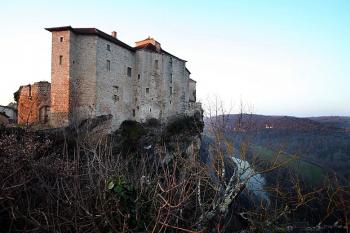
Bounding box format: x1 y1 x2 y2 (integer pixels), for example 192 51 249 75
45 26 187 62
0 105 16 111
189 78 196 83
45 26 135 51
0 112 9 118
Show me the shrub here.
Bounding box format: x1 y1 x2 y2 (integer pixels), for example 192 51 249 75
166 115 203 137
119 120 146 150
145 118 160 127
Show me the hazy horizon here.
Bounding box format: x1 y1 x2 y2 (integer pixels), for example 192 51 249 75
1 0 349 117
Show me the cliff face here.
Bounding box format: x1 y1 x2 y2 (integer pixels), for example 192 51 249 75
0 113 208 233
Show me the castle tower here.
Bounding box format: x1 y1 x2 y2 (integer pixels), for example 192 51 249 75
46 27 74 128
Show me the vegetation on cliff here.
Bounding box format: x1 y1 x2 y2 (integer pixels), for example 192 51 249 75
0 111 349 232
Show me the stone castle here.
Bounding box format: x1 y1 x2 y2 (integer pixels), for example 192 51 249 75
17 26 200 130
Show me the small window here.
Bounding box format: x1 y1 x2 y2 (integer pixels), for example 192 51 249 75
60 36 64 42
170 87 173 95
107 44 111 51
137 106 139 110
127 67 132 77
138 74 140 80
132 109 136 117
113 95 119 102
107 60 111 71
170 74 173 83
169 57 172 63
154 60 159 69
170 101 172 104
28 85 32 98
59 55 63 65
149 108 152 112
113 86 119 92
146 88 149 94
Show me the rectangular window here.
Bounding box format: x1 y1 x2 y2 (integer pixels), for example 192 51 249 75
170 74 173 83
60 36 64 42
107 60 111 71
59 55 63 65
127 67 132 77
138 74 140 80
113 95 119 102
132 109 136 117
107 44 111 51
146 88 149 94
154 60 159 69
170 87 173 95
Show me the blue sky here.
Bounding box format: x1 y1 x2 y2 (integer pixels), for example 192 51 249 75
1 0 349 116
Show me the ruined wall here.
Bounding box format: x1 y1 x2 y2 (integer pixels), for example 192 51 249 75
18 82 51 125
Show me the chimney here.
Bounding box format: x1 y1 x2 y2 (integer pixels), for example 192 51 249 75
111 31 117 38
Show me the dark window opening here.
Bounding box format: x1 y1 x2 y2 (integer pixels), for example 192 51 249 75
154 60 159 69
146 88 149 94
138 74 140 80
59 55 63 65
28 85 32 100
170 74 173 83
107 44 111 51
40 106 50 123
170 87 173 95
60 37 64 42
132 109 136 117
107 60 111 71
127 67 132 77
113 95 119 102
149 108 152 112
137 106 139 110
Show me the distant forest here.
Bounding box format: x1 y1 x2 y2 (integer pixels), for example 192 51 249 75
205 114 350 181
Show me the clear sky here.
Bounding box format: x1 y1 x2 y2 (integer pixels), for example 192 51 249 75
0 0 349 116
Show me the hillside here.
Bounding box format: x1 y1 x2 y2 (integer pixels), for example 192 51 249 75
204 114 350 182
308 116 350 131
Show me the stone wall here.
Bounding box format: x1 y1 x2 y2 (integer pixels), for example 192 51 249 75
50 31 72 127
189 79 196 102
95 36 135 131
17 82 51 125
47 27 198 130
70 35 98 126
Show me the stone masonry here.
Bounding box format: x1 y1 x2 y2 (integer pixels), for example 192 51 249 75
17 81 51 125
20 26 200 130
